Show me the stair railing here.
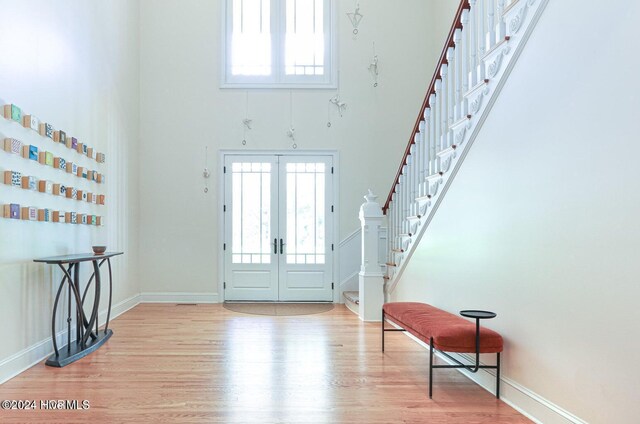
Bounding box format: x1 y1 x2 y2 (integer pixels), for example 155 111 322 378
383 0 514 282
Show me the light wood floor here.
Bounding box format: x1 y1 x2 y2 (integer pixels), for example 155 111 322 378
0 304 530 423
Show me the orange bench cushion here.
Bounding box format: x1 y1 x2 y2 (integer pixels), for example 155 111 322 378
383 302 503 353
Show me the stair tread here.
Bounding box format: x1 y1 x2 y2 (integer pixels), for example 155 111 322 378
343 291 359 305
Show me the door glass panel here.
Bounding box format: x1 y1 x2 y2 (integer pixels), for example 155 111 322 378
232 162 272 264
285 162 325 264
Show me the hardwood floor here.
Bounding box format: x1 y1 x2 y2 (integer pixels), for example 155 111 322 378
0 304 530 423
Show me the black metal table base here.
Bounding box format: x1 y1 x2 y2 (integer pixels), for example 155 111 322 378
34 252 123 368
45 329 113 368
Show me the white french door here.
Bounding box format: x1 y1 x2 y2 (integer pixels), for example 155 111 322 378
223 154 334 301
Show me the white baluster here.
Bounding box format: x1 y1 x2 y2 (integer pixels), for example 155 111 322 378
423 108 432 180
453 30 462 122
407 144 416 216
486 0 496 51
428 94 437 175
468 0 478 88
439 65 448 151
477 0 486 81
497 0 506 41
392 191 397 252
418 120 426 198
414 137 419 208
461 9 470 117
446 47 455 147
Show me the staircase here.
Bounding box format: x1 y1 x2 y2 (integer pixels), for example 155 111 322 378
344 0 549 313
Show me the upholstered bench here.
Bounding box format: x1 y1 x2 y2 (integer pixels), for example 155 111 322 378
382 302 503 398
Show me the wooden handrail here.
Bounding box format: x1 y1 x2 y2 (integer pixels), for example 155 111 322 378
383 0 470 213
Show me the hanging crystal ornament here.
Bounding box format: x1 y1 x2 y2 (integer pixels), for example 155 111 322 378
242 91 251 145
368 42 379 87
346 3 363 36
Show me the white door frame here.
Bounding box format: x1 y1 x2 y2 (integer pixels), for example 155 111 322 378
218 149 340 302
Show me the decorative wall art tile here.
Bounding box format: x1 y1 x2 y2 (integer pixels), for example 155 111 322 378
23 145 38 161
96 152 105 163
54 157 66 170
38 209 51 222
39 123 54 139
82 144 88 155
4 138 21 154
45 152 54 166
22 115 39 131
86 192 92 203
80 214 87 225
28 207 37 221
91 215 97 225
10 204 20 219
81 191 88 202
96 216 102 226
38 152 47 165
76 166 84 178
82 169 88 179
71 138 78 150
52 211 61 223
54 130 66 144
3 104 22 122
65 212 71 224
91 193 97 204
4 171 22 186
21 207 37 221
97 194 105 205
71 212 77 224
38 180 53 194
21 176 36 191
87 147 93 158
71 188 78 200
53 184 66 196
3 204 20 219
97 174 104 184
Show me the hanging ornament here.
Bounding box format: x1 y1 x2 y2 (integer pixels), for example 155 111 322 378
203 146 211 193
329 95 347 117
347 3 363 36
241 91 251 145
288 92 297 149
368 42 379 87
286 126 296 149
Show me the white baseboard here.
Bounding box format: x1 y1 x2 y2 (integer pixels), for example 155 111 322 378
139 292 219 304
394 328 586 424
0 293 141 385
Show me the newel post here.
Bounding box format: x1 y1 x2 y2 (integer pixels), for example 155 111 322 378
358 190 385 322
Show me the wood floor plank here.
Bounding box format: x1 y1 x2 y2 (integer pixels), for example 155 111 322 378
0 304 530 423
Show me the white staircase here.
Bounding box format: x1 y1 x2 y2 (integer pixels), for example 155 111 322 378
383 0 549 294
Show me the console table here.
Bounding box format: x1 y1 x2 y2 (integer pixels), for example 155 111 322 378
33 252 123 367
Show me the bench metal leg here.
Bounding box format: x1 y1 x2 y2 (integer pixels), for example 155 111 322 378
381 309 385 353
496 352 501 399
429 337 434 399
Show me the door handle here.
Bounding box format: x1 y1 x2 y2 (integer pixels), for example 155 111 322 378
280 238 285 255
273 238 278 254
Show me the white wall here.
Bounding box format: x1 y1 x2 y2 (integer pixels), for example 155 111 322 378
138 0 459 297
0 0 140 380
392 0 640 423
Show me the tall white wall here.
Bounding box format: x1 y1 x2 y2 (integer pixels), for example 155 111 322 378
0 0 140 380
392 0 640 423
138 0 459 297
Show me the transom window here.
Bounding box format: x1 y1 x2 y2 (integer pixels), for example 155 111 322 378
222 0 336 88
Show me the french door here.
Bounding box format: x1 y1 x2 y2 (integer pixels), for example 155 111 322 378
223 154 334 301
